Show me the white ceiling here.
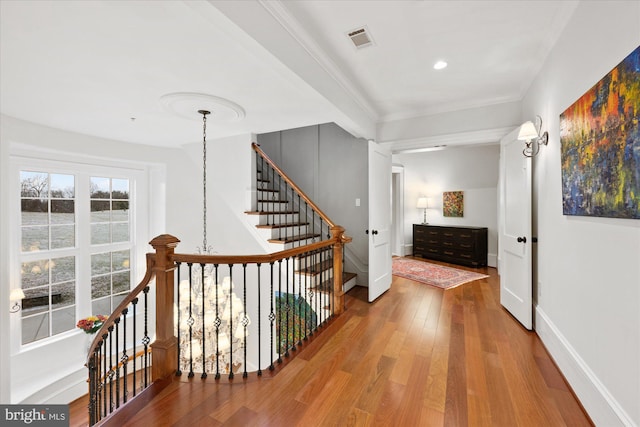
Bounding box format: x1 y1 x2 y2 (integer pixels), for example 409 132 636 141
0 0 578 148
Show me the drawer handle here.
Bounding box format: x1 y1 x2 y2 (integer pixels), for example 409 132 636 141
428 240 438 244
444 251 454 255
460 244 471 248
443 242 453 246
444 233 453 237
429 231 438 235
461 234 471 238
460 254 471 258
428 249 438 253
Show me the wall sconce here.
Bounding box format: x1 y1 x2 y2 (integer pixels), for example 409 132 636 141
9 288 26 313
518 115 549 157
417 197 430 224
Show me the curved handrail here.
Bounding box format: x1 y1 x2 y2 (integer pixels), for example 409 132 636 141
252 143 335 228
87 253 157 358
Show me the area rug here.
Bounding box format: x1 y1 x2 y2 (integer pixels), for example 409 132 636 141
392 258 488 290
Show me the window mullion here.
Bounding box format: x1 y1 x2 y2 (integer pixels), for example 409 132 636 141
76 172 92 321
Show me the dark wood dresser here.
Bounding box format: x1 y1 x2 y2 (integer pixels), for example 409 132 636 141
413 224 488 267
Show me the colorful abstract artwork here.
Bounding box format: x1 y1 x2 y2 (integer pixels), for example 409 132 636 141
560 45 640 219
443 191 463 217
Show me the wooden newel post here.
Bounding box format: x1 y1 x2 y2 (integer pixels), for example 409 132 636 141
331 226 352 316
149 234 180 381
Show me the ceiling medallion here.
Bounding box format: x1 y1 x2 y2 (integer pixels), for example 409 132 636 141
160 92 246 122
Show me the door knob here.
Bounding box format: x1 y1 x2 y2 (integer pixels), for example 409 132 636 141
372 230 379 235
517 236 527 243
365 229 369 234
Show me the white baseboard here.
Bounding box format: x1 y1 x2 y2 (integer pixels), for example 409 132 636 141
535 306 635 427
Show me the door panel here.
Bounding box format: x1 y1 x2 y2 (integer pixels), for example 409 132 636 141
368 141 392 302
499 129 532 329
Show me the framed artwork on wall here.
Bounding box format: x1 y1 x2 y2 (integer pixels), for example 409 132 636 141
443 191 463 217
559 45 640 219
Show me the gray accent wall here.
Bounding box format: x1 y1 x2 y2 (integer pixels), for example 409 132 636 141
257 123 368 280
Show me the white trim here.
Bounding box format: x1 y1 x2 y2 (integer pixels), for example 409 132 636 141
535 306 635 427
381 127 513 153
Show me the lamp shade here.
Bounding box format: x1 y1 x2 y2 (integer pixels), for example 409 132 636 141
517 121 538 141
10 288 25 302
417 197 428 209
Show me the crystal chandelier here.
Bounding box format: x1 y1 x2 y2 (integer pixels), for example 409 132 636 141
175 110 250 376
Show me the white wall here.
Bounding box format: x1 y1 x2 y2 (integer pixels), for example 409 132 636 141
393 145 500 266
522 2 640 425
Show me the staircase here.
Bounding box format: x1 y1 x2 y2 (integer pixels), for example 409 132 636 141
246 144 357 321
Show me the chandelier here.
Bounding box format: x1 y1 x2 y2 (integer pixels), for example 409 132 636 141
175 110 250 376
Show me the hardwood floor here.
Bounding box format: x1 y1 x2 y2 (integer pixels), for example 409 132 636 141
70 261 592 426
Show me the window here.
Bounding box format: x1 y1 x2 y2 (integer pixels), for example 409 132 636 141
17 165 138 346
90 177 131 314
20 172 76 345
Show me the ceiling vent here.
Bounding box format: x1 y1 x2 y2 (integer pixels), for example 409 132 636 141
347 26 374 49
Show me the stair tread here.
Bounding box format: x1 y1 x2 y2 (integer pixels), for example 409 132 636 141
256 222 309 229
245 211 299 215
268 233 320 244
257 188 279 193
343 272 357 282
296 259 332 276
306 272 357 291
258 199 288 203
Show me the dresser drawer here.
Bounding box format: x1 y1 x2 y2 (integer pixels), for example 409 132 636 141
413 224 488 267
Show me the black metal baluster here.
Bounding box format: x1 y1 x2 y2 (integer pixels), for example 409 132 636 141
143 286 150 388
269 167 280 227
277 259 282 364
122 307 128 403
108 326 114 413
257 263 262 376
298 254 307 346
269 262 275 371
187 263 194 378
228 264 234 380
256 153 261 213
102 336 107 418
132 297 138 397
114 318 120 409
307 250 312 338
214 264 221 379
201 263 207 379
242 263 248 378
285 257 290 357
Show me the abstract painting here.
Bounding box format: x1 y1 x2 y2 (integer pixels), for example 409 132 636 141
443 191 463 217
560 45 640 219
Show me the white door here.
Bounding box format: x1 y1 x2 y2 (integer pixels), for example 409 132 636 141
368 140 392 302
499 128 533 329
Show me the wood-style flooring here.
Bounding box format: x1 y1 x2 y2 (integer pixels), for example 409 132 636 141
70 259 592 426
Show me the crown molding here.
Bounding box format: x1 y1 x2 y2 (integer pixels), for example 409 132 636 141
379 96 522 124
258 0 379 122
382 127 515 154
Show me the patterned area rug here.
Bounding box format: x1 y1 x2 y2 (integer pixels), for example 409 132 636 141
392 257 488 290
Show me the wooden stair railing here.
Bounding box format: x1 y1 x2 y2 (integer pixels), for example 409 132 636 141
250 143 335 247
86 229 351 426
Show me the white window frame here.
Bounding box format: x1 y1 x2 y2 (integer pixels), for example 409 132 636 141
10 154 151 352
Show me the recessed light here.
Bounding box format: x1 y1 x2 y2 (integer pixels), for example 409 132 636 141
433 61 448 70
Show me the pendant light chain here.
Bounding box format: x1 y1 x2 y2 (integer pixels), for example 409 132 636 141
199 110 211 252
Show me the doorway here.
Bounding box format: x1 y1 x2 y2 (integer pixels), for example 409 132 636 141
391 165 404 257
